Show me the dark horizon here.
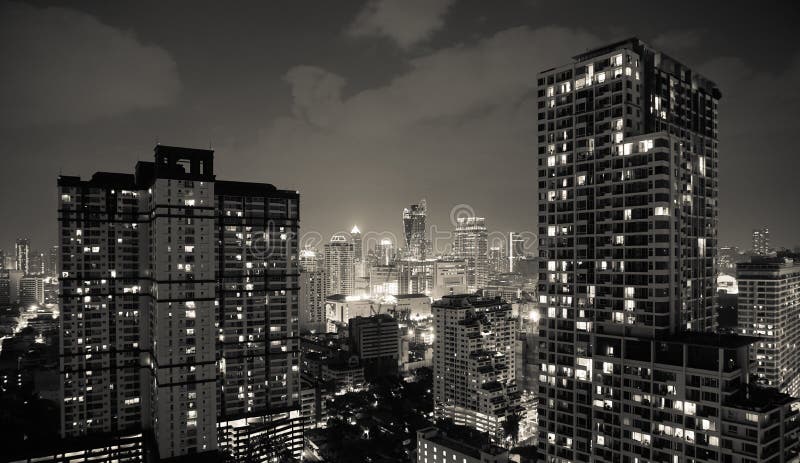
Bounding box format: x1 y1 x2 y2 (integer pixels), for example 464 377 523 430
2 0 800 253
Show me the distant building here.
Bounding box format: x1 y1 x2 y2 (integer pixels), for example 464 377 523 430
369 265 398 297
398 258 435 295
349 314 400 379
487 244 506 277
19 275 44 306
432 295 519 440
737 256 800 396
15 238 29 274
48 245 59 279
324 235 354 296
324 295 385 332
351 225 363 262
454 217 488 292
392 293 431 319
507 232 526 272
431 259 467 300
300 269 326 332
403 199 428 259
753 227 771 256
416 427 509 463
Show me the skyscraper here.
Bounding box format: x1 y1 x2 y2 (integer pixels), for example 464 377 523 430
453 217 488 292
432 294 519 439
534 38 798 462
299 249 326 332
351 225 363 262
58 145 302 460
324 234 354 296
15 238 29 274
48 245 59 278
488 244 506 277
737 256 800 396
431 259 468 300
403 199 428 259
753 227 771 256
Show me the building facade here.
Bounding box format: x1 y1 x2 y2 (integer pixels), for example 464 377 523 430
531 37 800 462
752 227 771 256
736 256 800 396
431 259 468 300
432 295 519 439
58 145 302 461
454 217 488 292
403 199 428 259
323 235 354 297
15 238 30 274
349 314 400 379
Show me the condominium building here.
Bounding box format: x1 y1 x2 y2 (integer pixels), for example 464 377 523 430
432 294 519 439
323 235 354 296
454 217 488 292
737 256 800 396
535 38 798 462
57 145 302 461
752 227 771 256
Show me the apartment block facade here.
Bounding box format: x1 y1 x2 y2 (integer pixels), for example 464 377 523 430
58 146 301 461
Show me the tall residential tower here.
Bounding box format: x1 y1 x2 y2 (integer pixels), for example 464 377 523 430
58 146 302 461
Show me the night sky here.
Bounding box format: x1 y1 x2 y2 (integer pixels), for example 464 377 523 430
2 0 799 253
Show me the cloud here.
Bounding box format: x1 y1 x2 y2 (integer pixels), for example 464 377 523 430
258 26 598 237
346 0 456 49
0 1 180 127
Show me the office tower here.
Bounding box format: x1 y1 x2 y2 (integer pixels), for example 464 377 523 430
349 314 400 379
431 259 468 300
454 217 488 292
416 427 509 463
432 294 519 439
508 232 526 272
15 238 30 274
58 145 302 461
351 225 363 262
19 275 44 306
403 199 428 259
737 256 800 396
532 38 800 462
753 227 771 256
49 245 59 278
488 244 506 277
324 235 354 297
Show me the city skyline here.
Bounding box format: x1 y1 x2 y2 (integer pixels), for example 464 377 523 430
3 2 800 463
2 1 800 252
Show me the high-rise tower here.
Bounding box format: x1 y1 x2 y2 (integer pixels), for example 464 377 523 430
454 217 488 292
533 38 800 463
323 234 354 296
15 238 30 274
58 146 302 461
403 199 428 259
752 227 771 256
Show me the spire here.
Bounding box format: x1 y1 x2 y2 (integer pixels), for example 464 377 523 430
351 225 361 234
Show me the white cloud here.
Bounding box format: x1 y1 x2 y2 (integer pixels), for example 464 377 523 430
346 0 456 49
0 2 180 127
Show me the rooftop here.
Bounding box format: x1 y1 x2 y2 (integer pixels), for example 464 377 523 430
658 332 760 349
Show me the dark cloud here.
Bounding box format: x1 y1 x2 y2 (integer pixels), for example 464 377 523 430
346 0 456 49
257 26 598 239
652 29 703 52
0 1 180 127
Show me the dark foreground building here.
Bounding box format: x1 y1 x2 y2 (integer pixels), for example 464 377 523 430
14 146 302 462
